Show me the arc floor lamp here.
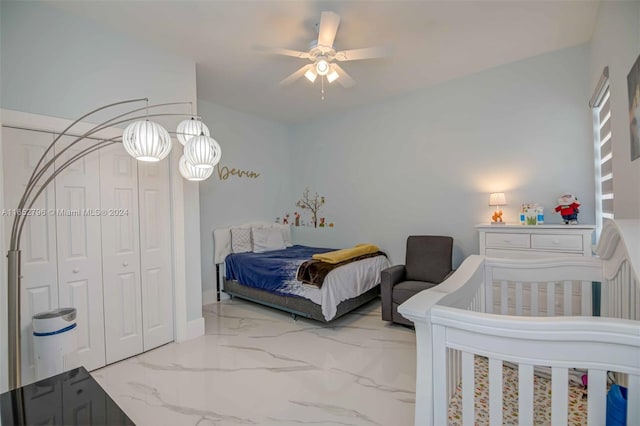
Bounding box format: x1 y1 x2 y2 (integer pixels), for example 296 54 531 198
6 98 221 390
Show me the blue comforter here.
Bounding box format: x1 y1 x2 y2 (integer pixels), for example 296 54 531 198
225 245 335 294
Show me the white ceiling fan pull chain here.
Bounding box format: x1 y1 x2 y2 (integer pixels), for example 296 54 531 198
321 77 325 100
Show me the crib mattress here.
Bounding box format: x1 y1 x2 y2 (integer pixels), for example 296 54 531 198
448 356 587 425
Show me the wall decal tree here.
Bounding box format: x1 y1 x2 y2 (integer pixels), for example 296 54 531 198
296 187 325 228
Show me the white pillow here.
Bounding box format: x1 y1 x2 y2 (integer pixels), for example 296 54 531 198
231 227 252 253
276 224 293 247
252 227 286 253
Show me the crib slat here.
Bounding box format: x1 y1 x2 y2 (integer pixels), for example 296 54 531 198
531 282 539 316
628 374 640 425
485 269 494 313
600 279 609 316
489 358 502 426
551 367 568 426
501 280 508 315
563 280 572 315
581 280 591 316
630 275 638 320
623 262 629 319
547 282 555 316
587 369 607 426
432 325 448 426
461 352 474 426
448 349 461 401
515 282 523 315
518 364 534 425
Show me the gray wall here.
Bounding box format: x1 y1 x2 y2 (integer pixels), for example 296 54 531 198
288 45 594 267
197 99 290 302
589 0 640 220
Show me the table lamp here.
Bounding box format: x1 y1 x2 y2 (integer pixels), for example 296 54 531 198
489 192 506 224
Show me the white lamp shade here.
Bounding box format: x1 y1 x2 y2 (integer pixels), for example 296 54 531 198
326 68 339 83
176 117 210 146
304 69 317 82
122 120 172 162
184 134 222 169
489 192 507 206
179 155 214 181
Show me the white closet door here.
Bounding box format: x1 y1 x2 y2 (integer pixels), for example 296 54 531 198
2 127 58 384
138 160 174 350
54 136 105 372
100 145 143 364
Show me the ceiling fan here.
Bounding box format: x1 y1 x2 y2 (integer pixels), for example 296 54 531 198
262 11 389 93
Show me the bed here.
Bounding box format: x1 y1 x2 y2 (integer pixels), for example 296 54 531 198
399 218 640 426
213 222 390 322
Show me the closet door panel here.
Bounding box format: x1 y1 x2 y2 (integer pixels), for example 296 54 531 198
138 161 173 350
100 145 143 364
2 127 58 384
55 136 105 372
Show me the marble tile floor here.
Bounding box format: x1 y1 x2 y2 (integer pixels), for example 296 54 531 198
92 299 417 426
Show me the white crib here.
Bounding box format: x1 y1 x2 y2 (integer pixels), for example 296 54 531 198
399 219 640 426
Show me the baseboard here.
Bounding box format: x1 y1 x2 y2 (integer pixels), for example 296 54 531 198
185 317 205 340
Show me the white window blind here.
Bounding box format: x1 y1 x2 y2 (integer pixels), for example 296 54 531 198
590 67 613 235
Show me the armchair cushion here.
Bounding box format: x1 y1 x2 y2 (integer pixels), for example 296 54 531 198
405 235 453 283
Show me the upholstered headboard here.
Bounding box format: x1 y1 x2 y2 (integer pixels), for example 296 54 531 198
213 222 292 264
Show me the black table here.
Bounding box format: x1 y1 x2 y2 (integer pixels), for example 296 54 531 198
0 367 134 425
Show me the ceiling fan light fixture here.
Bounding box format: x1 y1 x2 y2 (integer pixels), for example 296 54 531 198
326 68 339 83
304 69 317 82
315 59 330 76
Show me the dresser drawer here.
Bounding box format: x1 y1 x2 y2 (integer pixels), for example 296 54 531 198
531 234 583 251
485 233 530 249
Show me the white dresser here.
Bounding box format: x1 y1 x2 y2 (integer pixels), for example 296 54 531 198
477 224 596 316
477 224 595 258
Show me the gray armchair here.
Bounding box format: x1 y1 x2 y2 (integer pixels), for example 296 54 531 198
381 235 453 326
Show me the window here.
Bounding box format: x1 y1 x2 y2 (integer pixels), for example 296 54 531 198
590 67 613 237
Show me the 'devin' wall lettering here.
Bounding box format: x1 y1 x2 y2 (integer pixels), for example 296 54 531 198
216 164 260 180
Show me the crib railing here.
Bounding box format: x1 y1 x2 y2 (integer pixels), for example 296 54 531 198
399 219 640 426
484 256 600 317
430 306 640 426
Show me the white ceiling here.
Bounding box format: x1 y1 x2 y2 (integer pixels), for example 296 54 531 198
50 1 599 124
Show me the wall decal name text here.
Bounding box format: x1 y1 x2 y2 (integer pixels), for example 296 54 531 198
217 164 260 180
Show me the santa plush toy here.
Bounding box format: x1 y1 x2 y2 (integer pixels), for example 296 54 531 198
555 194 580 224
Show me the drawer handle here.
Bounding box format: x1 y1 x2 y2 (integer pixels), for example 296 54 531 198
72 268 80 274
552 239 560 244
123 261 129 267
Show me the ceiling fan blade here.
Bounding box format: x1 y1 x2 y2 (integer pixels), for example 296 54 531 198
318 11 340 48
331 64 355 88
334 46 391 62
280 64 312 86
254 46 310 59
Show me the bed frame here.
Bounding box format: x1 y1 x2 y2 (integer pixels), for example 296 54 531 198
213 222 380 322
221 277 379 322
399 218 640 426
